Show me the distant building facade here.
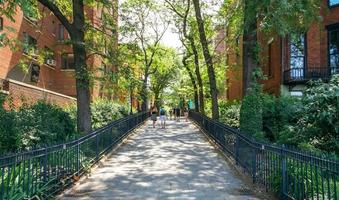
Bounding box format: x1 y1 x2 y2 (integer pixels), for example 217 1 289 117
219 0 339 100
0 2 118 106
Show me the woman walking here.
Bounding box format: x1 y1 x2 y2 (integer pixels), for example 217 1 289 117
150 106 158 128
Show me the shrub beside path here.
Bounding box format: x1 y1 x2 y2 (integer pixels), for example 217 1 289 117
60 119 269 200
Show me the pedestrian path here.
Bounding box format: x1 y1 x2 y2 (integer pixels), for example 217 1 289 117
60 119 264 200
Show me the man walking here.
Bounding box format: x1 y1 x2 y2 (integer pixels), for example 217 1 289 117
159 106 167 129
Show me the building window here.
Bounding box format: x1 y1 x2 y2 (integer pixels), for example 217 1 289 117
290 91 303 97
59 24 64 40
264 43 273 77
23 10 38 24
0 17 3 31
31 64 40 83
44 47 56 67
61 53 75 70
328 25 339 75
23 33 37 55
329 0 339 7
289 34 306 78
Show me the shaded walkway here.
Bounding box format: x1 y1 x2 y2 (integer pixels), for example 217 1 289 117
60 119 264 200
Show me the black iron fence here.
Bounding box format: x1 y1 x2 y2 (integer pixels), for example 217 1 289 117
189 111 338 200
0 111 149 199
283 67 338 84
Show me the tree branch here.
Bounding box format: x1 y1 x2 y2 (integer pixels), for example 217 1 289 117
38 0 73 33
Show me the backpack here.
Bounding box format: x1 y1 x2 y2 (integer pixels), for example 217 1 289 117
160 108 166 115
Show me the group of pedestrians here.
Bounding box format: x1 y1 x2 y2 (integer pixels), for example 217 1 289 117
150 105 189 129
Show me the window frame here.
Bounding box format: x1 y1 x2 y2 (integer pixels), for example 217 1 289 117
61 53 75 70
328 0 339 8
23 10 38 25
0 17 3 31
44 47 56 67
58 24 64 41
30 64 40 83
327 23 339 74
289 34 307 78
23 32 38 55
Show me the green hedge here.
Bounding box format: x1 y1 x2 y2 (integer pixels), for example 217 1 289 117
219 100 241 128
0 100 76 153
240 85 264 139
65 98 129 130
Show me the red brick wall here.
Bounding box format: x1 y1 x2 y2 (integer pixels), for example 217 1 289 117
258 37 282 96
319 0 339 68
215 28 243 101
0 3 118 101
3 79 76 108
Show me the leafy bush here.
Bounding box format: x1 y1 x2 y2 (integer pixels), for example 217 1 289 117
0 95 20 152
288 75 339 154
91 99 129 129
16 101 76 149
262 95 302 141
66 99 130 130
219 100 241 128
260 75 338 155
240 85 264 139
0 100 76 153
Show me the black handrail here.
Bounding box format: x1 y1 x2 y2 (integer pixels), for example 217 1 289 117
284 67 338 84
0 111 149 199
189 111 339 200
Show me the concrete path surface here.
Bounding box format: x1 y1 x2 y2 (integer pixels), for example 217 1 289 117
60 119 265 200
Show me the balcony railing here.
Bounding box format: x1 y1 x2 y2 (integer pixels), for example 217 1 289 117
283 67 338 84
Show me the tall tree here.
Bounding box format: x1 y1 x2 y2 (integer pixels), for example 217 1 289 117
120 0 169 111
182 52 199 111
149 48 177 109
192 0 219 119
165 0 205 114
0 0 96 133
242 0 258 94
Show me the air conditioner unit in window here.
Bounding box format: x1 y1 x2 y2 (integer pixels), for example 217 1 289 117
46 59 56 66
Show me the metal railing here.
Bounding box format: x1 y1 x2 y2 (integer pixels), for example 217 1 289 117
0 111 149 200
283 67 338 84
189 111 339 200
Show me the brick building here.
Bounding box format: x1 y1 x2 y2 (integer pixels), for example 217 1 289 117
223 0 339 100
0 2 117 106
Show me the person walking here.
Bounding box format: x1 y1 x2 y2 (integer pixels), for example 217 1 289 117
175 107 180 122
183 106 189 122
150 106 158 128
169 108 173 120
159 106 167 129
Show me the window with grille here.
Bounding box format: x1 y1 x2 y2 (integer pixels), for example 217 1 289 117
23 33 37 55
61 53 75 70
328 25 339 74
289 34 306 79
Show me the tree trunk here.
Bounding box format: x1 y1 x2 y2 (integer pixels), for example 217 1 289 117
242 0 258 95
130 88 133 115
189 36 204 114
192 0 219 120
182 54 199 112
72 0 92 133
141 76 148 111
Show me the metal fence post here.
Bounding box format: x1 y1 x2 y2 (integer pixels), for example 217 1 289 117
252 148 257 183
77 141 80 174
281 154 287 200
235 134 239 165
43 147 48 182
96 134 99 160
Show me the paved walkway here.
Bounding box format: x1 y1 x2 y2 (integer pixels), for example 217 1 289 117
61 119 264 200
